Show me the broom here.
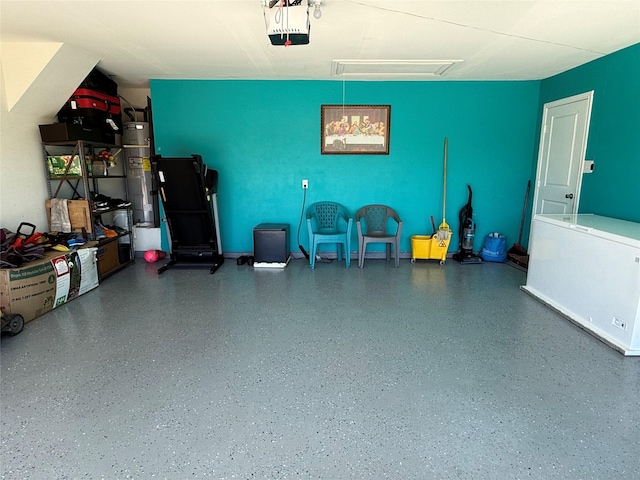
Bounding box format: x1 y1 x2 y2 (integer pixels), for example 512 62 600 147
508 179 530 256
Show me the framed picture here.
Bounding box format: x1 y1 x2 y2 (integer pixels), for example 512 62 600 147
321 105 390 154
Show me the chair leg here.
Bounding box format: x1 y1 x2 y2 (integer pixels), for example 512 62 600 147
345 241 350 268
395 239 400 268
310 241 316 269
311 240 353 268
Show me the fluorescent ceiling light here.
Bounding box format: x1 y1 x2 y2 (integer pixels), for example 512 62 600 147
331 60 463 77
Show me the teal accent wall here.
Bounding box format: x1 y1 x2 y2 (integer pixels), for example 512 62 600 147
150 80 540 255
539 43 640 223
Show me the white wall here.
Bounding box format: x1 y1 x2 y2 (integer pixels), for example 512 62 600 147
0 42 98 231
119 88 151 117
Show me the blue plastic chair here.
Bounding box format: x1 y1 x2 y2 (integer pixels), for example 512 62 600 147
356 204 403 268
306 202 353 269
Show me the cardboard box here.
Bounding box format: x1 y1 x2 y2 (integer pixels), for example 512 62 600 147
45 199 93 234
0 248 99 324
97 241 120 277
47 155 82 177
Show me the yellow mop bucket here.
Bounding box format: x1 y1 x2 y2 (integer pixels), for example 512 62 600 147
411 137 452 266
410 229 451 265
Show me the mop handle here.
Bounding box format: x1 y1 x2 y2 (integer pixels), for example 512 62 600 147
443 137 448 221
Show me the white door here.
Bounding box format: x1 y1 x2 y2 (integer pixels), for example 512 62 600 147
532 91 593 215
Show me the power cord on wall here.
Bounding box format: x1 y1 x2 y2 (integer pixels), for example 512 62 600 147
297 187 309 259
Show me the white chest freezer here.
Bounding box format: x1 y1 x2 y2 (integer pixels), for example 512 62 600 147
522 214 640 356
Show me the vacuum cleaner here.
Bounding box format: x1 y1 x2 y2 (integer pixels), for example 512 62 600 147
453 185 482 264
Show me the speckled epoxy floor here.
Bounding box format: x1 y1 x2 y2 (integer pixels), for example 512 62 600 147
1 257 639 479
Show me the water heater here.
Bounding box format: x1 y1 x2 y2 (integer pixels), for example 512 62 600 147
123 122 159 227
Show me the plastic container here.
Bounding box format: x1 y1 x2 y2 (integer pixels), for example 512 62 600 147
118 243 131 264
411 234 449 265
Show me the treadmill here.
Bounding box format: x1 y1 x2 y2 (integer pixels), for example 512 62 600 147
151 154 224 274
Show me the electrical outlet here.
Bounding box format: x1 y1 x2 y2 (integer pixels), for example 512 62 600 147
302 179 308 189
613 317 627 331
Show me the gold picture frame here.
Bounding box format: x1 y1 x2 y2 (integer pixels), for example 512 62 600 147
321 105 390 155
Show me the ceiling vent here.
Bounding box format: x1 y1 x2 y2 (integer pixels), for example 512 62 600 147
330 59 463 78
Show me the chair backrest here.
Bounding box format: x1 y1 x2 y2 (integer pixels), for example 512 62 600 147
356 204 401 235
307 202 350 233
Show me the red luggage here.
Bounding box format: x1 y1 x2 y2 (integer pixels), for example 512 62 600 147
57 68 122 133
66 89 120 115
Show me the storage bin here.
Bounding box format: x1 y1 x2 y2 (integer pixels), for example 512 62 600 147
118 244 131 264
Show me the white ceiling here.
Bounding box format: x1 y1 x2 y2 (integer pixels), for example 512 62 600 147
1 0 639 88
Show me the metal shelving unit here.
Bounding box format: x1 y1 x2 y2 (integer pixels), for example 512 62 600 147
44 139 135 280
